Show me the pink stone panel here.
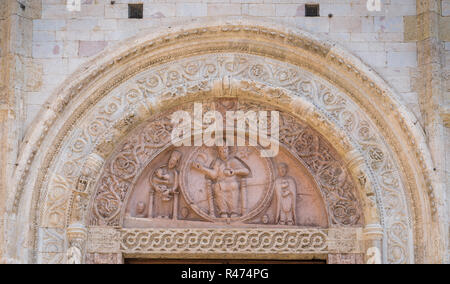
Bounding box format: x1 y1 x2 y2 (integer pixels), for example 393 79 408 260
78 41 107 57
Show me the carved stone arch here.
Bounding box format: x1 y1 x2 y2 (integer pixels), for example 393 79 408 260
6 17 443 264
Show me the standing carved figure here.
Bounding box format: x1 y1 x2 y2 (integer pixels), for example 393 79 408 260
192 146 250 218
149 151 182 219
66 241 82 264
135 201 147 218
275 163 297 225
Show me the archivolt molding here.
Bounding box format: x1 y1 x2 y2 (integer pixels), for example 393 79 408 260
37 55 405 264
8 18 440 263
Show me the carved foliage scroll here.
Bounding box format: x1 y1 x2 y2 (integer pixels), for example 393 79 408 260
119 228 363 255
91 117 173 226
278 115 361 226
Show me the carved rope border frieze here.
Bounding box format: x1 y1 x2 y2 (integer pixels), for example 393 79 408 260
118 228 362 256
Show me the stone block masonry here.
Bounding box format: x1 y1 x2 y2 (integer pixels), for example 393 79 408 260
29 0 420 131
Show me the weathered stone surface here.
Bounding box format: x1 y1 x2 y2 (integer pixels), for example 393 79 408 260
0 1 448 265
440 16 450 41
328 254 364 264
78 41 107 57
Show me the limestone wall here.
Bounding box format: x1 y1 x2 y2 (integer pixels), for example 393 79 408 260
0 1 6 263
443 0 450 264
0 0 42 263
29 0 420 130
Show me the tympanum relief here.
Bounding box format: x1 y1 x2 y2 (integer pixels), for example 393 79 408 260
126 145 328 228
91 100 361 228
92 100 361 228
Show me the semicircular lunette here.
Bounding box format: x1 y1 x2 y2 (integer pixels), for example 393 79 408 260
90 99 362 228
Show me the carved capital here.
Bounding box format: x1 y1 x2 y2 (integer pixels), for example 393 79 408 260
82 153 105 177
86 253 123 264
363 224 384 241
87 227 121 254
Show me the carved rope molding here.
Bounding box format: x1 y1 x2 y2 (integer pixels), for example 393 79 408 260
13 19 437 263
33 54 412 264
119 228 363 256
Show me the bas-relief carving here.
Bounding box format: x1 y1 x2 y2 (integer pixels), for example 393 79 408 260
120 228 329 254
183 145 275 223
35 53 416 263
119 228 363 255
191 145 251 219
328 254 364 265
112 100 356 229
66 241 83 265
275 163 297 226
149 151 181 219
36 228 65 264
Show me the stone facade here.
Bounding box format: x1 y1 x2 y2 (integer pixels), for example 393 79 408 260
0 0 448 264
29 0 421 127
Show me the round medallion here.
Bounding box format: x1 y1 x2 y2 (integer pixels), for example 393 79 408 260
180 146 275 223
